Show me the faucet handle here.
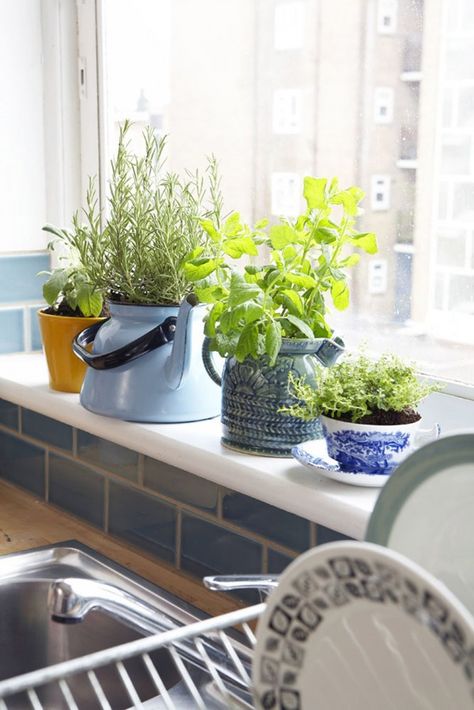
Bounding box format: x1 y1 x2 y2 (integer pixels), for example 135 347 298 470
203 574 279 594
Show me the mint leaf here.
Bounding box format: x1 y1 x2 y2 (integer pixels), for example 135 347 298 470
285 314 315 338
224 212 242 237
265 320 282 365
199 219 220 243
183 259 221 281
228 273 261 307
77 284 103 317
280 289 304 316
235 323 259 362
350 232 378 254
331 280 350 310
270 224 296 249
223 236 258 258
303 177 327 209
286 272 317 289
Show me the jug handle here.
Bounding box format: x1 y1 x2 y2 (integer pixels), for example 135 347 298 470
72 316 177 371
202 337 222 386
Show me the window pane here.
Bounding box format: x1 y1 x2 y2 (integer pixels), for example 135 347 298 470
100 0 474 386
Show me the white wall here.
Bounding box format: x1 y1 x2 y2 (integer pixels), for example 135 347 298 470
0 0 47 253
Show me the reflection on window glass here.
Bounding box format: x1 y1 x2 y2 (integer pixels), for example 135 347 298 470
101 0 474 385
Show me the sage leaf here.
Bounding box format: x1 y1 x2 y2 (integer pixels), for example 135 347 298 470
286 314 315 338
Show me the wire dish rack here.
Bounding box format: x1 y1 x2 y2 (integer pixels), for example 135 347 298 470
0 602 265 710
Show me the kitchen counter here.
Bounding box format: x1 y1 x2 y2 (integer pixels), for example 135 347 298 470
0 479 240 618
0 353 378 539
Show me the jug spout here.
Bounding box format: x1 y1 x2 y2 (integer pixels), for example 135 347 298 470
313 335 345 367
164 294 198 390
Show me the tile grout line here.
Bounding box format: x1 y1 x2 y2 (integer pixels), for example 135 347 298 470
261 545 268 574
18 406 23 434
103 478 109 533
217 486 223 518
310 521 317 548
137 453 144 487
72 427 78 457
175 508 182 570
44 449 49 503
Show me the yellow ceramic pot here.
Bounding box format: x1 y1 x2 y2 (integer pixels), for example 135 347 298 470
38 310 106 393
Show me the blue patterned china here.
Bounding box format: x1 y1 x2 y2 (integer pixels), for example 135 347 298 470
203 336 344 457
291 438 389 487
320 415 440 477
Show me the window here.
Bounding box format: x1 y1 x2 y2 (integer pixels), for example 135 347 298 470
79 0 474 387
374 87 394 124
371 176 391 210
274 2 305 50
273 89 303 134
377 0 398 34
271 173 300 216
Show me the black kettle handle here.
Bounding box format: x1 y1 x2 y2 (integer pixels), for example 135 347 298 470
72 316 177 370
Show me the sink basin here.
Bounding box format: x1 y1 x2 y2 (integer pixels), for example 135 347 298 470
0 541 251 709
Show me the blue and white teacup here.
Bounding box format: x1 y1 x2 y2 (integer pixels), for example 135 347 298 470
320 415 440 476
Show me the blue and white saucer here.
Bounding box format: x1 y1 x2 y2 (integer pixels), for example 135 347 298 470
291 439 391 487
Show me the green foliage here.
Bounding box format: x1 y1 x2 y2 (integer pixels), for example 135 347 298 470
43 121 223 306
281 351 441 423
40 265 103 317
186 176 377 364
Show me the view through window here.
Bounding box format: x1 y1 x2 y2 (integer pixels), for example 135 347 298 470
100 0 474 385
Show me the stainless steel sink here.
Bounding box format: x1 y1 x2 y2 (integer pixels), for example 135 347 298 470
0 541 254 709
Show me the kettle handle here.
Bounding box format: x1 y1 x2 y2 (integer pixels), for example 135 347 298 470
202 337 222 386
72 316 177 371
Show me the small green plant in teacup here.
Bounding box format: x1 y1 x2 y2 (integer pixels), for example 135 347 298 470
283 351 442 476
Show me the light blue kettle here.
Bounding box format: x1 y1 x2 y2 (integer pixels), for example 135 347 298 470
73 295 221 423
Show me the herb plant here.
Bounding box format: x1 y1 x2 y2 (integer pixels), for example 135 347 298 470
43 121 223 306
184 177 378 365
281 351 441 423
40 266 104 317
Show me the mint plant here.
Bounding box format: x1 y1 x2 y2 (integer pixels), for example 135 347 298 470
281 351 441 423
184 177 378 364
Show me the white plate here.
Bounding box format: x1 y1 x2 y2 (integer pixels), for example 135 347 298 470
291 439 390 487
252 541 474 710
366 432 474 616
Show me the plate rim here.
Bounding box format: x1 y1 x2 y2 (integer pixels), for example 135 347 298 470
365 432 474 546
252 539 474 709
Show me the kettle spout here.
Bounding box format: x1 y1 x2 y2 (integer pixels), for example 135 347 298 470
164 294 198 390
313 335 345 367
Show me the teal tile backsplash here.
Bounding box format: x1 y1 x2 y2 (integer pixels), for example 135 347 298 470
0 400 353 587
0 254 49 303
0 309 24 354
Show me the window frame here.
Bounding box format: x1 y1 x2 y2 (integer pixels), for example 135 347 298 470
76 0 474 404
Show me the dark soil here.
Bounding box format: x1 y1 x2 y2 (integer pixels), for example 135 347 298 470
337 408 421 426
42 302 109 318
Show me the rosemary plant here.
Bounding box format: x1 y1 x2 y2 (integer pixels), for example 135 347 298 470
44 121 223 306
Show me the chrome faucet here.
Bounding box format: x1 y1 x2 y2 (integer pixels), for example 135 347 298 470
48 578 173 635
203 574 279 597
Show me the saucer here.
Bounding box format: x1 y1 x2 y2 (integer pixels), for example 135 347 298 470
291 439 391 487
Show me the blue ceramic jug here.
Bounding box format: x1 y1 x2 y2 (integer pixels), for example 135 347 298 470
203 336 344 456
73 296 221 423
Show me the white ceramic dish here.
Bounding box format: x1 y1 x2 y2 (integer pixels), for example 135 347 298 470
366 431 474 616
291 439 390 487
252 541 474 710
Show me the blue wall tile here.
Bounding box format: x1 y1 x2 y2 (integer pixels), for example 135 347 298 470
316 524 353 545
0 309 24 354
181 514 262 580
22 409 73 451
222 491 310 552
108 482 176 563
0 254 49 303
29 306 43 351
0 399 19 430
268 549 295 574
0 430 45 496
77 431 138 481
144 458 218 513
49 454 104 528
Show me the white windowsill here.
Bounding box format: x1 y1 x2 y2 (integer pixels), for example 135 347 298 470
0 353 472 540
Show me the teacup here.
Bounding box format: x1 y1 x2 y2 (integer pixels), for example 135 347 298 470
320 415 440 475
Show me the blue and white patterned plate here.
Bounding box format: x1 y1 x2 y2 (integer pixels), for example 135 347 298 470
291 439 391 487
252 541 474 710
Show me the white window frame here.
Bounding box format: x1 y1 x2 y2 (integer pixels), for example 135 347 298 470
376 0 398 35
273 89 303 134
374 87 394 124
74 1 474 404
274 1 305 51
371 175 391 210
271 172 300 217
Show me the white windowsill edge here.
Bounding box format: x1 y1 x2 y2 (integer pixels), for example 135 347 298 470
0 353 473 540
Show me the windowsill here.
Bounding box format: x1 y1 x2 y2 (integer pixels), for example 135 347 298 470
0 353 472 540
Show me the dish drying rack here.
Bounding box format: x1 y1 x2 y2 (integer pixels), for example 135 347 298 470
0 602 265 710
